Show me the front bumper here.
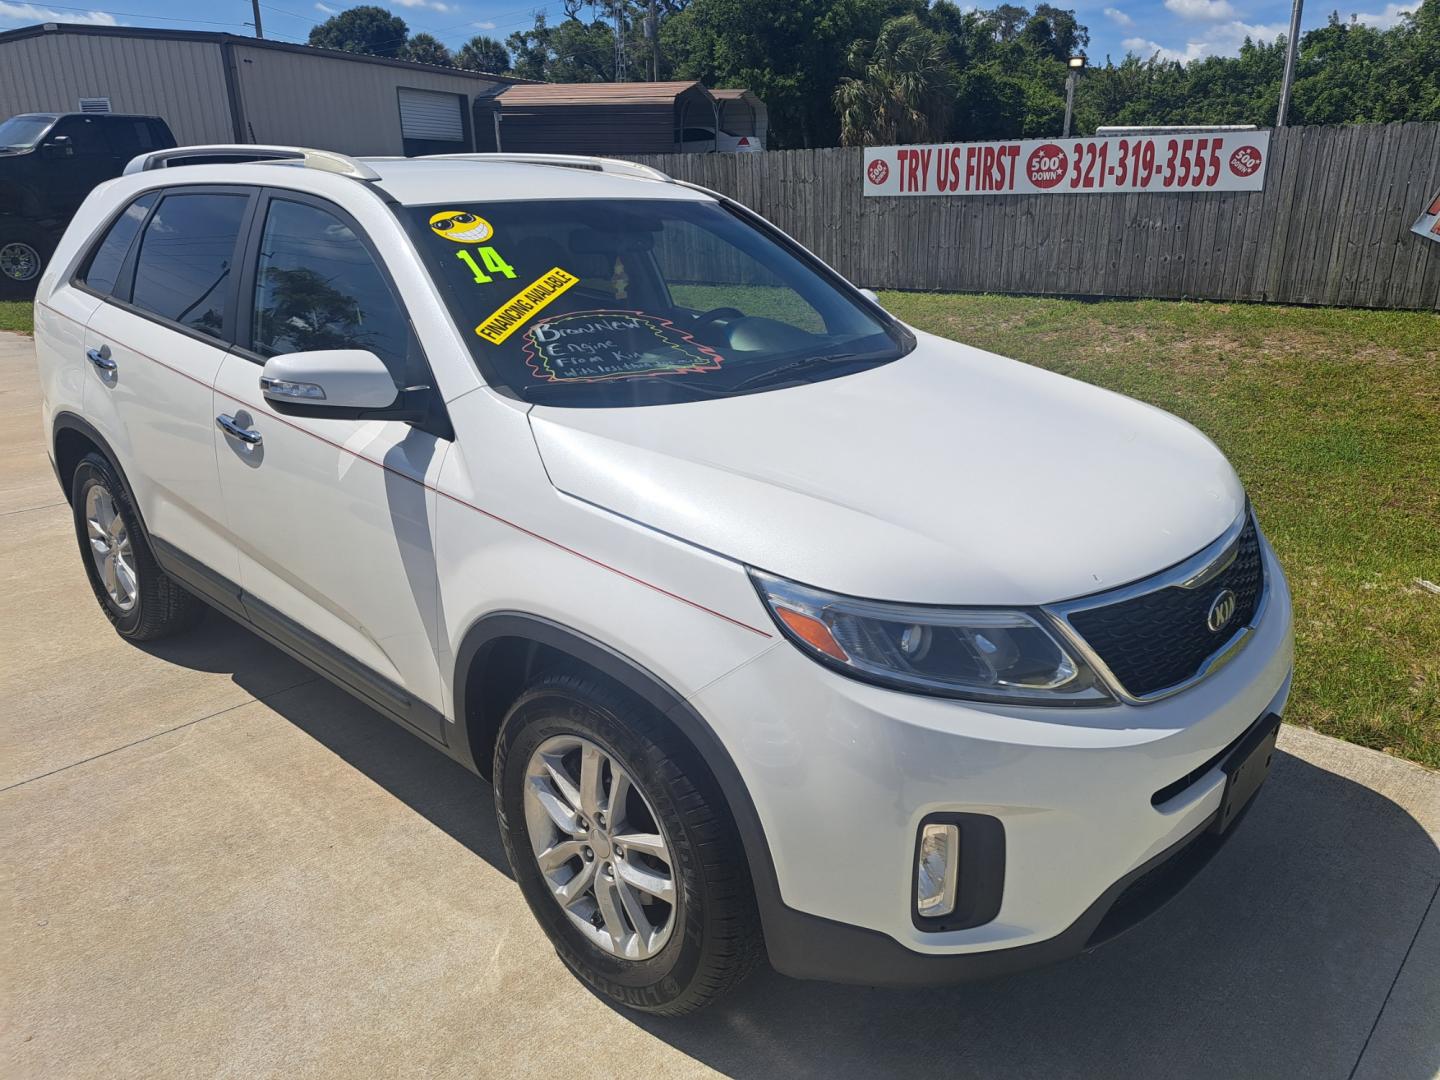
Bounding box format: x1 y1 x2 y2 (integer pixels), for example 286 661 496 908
692 542 1294 984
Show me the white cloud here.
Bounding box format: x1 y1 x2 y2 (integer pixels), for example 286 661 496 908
473 20 497 30
314 1 337 13
1124 35 1209 61
391 0 454 11
1164 0 1237 21
1125 18 1289 63
0 1 117 24
1350 2 1413 27
1103 7 1135 26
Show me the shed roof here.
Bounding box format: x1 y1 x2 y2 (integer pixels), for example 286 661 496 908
495 82 708 107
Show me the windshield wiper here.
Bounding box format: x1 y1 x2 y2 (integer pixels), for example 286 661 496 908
725 349 882 393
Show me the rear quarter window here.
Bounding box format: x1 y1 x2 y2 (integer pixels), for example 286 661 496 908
78 191 158 297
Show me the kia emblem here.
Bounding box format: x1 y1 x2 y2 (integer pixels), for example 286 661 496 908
1207 588 1238 633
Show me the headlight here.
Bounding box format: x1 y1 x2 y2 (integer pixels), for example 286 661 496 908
750 570 1113 706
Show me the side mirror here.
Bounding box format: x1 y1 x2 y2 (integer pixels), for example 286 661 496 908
858 287 882 307
41 135 73 158
260 349 401 419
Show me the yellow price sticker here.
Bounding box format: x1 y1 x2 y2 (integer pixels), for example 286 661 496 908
475 267 579 345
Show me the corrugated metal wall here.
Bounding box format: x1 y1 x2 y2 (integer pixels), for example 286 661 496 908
230 44 497 154
0 33 234 144
495 104 680 155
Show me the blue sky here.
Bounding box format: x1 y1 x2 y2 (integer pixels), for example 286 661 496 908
0 0 1421 67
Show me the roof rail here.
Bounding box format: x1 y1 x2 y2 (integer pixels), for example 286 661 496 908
124 145 381 181
422 152 671 183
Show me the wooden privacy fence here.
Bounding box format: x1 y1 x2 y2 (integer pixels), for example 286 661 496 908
627 123 1440 311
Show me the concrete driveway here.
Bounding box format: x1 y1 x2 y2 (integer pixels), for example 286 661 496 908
2 330 1437 1079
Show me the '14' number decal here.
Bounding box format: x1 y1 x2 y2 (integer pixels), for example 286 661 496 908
457 246 517 284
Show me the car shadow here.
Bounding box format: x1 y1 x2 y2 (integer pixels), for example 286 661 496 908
136 610 511 877
143 612 1438 1080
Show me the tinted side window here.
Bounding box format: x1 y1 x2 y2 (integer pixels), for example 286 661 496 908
250 199 410 381
132 193 248 339
50 116 109 157
104 119 158 159
80 191 158 297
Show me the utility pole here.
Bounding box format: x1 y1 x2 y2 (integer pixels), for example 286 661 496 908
1276 0 1303 126
613 1 626 82
1062 55 1085 138
250 0 264 38
648 0 659 81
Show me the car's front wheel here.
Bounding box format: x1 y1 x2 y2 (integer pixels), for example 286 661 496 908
494 673 761 1014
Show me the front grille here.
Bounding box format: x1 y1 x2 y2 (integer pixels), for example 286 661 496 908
1067 516 1265 698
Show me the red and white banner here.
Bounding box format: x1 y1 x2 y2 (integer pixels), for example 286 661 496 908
863 131 1271 197
1411 188 1440 244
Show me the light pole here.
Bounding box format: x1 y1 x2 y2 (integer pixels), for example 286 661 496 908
1276 0 1303 126
1063 54 1086 139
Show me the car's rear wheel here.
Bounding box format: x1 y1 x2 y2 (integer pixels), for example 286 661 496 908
70 452 204 640
494 672 762 1014
0 222 51 300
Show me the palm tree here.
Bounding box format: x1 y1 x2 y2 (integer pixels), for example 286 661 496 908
457 34 511 74
401 33 453 67
834 15 956 147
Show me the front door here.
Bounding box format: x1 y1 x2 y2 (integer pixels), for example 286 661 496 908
211 191 451 736
44 116 124 216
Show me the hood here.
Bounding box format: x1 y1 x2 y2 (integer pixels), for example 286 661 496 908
528 329 1245 606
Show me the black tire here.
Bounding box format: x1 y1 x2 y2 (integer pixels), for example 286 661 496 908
495 672 762 1015
0 220 53 301
70 452 204 641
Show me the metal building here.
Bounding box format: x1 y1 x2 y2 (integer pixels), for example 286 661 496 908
0 23 518 156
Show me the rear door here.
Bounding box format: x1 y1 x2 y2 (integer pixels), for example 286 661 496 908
211 189 451 736
101 116 167 171
82 186 255 591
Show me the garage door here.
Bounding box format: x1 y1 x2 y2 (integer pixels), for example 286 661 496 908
397 88 464 142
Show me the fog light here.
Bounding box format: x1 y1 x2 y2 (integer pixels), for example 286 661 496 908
916 823 959 918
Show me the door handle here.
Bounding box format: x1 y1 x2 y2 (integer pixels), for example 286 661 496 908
216 413 263 445
86 346 117 372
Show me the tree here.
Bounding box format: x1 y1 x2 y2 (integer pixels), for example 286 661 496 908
985 4 1029 42
401 32 452 67
308 5 408 58
663 0 902 148
506 14 620 82
456 34 511 73
835 15 955 145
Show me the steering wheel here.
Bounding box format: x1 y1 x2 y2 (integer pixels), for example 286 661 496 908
690 306 745 326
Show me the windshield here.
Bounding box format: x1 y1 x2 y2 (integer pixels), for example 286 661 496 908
407 197 909 408
0 115 54 150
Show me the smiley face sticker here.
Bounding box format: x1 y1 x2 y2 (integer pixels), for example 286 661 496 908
429 210 494 244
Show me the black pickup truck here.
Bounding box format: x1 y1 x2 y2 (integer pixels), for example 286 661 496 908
1 112 176 299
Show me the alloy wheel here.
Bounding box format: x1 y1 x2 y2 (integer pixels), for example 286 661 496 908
85 484 138 612
0 241 41 283
523 733 677 960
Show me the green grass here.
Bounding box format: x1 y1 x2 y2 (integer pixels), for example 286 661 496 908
0 300 34 334
881 292 1440 768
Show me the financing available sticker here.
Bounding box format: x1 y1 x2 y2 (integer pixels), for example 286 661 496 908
522 311 724 383
474 267 579 345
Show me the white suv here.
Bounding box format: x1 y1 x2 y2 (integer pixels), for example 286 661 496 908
33 147 1294 1014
